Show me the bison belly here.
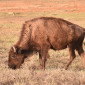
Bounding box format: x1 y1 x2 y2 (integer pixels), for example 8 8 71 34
50 38 68 50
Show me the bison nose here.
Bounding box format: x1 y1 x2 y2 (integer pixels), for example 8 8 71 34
8 63 17 69
12 65 17 69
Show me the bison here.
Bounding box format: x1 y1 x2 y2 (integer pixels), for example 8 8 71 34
8 17 85 70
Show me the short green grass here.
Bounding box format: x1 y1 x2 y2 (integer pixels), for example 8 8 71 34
0 1 85 84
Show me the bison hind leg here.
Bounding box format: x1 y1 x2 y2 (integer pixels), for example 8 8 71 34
76 44 85 69
65 45 76 70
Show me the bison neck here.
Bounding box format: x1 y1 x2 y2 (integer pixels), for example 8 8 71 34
16 23 32 50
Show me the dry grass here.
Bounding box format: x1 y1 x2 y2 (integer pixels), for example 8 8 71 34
0 0 85 85
0 13 85 84
0 54 85 85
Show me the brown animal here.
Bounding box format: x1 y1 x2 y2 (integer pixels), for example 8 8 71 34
8 17 85 70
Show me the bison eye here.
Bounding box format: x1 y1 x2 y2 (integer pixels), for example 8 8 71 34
12 55 15 58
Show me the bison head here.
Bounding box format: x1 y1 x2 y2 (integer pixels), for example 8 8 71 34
8 46 25 69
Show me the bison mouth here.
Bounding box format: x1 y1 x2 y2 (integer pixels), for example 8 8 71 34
8 64 19 70
11 65 16 69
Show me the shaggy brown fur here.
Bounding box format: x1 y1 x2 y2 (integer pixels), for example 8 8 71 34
8 17 85 70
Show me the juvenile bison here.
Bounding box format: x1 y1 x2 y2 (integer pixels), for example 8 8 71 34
8 17 85 70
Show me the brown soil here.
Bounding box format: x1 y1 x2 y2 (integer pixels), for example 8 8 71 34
0 0 85 13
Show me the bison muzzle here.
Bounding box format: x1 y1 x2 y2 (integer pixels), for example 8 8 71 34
8 17 85 70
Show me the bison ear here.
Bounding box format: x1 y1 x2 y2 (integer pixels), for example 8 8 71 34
16 47 23 54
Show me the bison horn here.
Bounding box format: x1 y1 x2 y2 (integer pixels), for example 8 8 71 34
12 46 16 53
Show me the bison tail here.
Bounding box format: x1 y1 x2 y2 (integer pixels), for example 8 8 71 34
81 27 85 36
83 28 85 45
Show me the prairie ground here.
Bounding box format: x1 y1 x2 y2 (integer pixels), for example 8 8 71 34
0 0 85 85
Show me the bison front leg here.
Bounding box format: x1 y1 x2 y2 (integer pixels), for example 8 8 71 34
39 52 43 69
39 47 49 70
65 47 76 70
39 51 47 70
80 53 85 69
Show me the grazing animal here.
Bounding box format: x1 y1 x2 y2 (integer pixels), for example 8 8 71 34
8 17 85 70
